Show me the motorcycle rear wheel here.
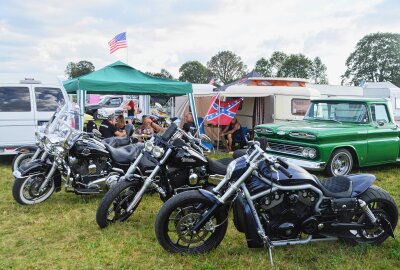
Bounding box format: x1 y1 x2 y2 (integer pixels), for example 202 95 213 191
342 185 398 245
155 190 228 253
96 180 141 229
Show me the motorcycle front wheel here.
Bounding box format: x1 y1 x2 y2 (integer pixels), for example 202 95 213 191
155 190 228 254
12 173 55 205
96 180 141 229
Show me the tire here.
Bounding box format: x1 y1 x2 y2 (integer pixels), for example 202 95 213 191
342 185 398 245
93 111 99 120
12 173 55 205
12 153 34 171
155 190 228 254
96 180 141 229
326 148 353 176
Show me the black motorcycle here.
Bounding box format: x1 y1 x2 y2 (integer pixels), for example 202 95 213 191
155 139 398 265
96 123 240 228
12 108 143 205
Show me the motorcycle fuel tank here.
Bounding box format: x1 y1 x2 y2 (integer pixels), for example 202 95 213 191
170 147 208 168
70 139 109 159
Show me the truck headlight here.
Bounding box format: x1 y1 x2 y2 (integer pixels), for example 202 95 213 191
302 147 317 159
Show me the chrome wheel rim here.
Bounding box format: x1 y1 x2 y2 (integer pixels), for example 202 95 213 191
331 152 352 175
22 175 51 201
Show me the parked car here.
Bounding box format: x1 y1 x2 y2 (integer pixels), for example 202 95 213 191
0 74 69 155
97 99 138 119
85 95 123 119
255 97 399 176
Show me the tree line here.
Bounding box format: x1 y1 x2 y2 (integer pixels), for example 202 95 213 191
66 32 400 87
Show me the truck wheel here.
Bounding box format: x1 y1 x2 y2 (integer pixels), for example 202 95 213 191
326 148 353 176
93 111 99 120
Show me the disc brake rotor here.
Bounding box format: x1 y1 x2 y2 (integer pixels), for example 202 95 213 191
23 175 47 199
176 212 211 244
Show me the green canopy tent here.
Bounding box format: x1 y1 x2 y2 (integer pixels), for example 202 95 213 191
63 61 198 131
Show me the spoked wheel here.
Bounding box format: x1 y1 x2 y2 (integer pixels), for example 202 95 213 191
155 190 228 253
12 173 55 205
96 180 141 229
345 186 398 245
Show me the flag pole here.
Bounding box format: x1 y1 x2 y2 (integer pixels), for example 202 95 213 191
217 93 221 152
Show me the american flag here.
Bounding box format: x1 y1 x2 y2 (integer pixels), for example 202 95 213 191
108 32 127 54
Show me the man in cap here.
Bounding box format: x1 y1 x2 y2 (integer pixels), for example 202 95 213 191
99 113 126 138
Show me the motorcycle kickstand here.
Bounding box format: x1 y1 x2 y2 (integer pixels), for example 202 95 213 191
263 236 274 266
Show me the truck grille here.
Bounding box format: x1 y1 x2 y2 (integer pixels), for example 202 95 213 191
267 142 304 157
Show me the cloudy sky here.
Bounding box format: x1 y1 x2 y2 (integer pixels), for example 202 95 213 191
0 0 399 84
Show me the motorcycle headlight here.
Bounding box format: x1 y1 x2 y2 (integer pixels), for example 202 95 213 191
226 160 237 180
144 141 154 152
54 146 65 156
152 146 165 158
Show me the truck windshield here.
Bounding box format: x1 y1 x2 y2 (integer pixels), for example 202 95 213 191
304 102 369 123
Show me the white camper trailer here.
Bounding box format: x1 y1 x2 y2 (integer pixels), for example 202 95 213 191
220 78 320 129
362 82 400 121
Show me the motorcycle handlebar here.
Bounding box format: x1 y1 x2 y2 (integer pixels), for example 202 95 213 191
275 163 293 178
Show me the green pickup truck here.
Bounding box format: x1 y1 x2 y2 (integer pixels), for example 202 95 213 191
255 97 399 176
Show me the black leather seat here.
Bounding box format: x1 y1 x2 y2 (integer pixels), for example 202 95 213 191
102 137 131 148
233 149 247 159
104 143 144 164
316 175 352 198
207 158 229 175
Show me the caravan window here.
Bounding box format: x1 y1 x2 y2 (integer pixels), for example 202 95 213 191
34 87 65 111
0 87 31 112
291 99 310 115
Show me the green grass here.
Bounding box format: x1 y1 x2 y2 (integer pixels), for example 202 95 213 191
0 155 399 270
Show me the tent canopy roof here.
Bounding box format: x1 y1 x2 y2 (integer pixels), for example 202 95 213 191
220 85 321 97
63 61 192 96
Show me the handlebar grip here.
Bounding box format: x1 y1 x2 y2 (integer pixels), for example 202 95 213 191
276 164 292 178
276 157 289 169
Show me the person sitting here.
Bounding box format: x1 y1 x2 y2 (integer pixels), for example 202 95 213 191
84 114 97 133
117 115 135 137
182 112 196 136
143 115 163 134
99 114 126 138
136 117 154 142
220 117 243 153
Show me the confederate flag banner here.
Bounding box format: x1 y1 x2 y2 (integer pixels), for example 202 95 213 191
205 96 243 125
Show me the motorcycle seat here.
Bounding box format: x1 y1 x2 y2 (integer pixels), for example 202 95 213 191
207 158 229 175
316 175 353 198
104 143 143 164
102 137 131 148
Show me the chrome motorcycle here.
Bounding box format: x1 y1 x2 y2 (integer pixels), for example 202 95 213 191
155 139 398 265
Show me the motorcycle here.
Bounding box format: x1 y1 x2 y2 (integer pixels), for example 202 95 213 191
12 106 143 205
96 123 242 228
154 139 398 266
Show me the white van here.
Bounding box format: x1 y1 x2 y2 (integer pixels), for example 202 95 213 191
0 74 69 155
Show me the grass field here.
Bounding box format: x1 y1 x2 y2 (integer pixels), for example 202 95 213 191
0 155 399 270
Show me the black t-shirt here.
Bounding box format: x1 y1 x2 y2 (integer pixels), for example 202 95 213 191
99 120 118 138
182 122 196 135
86 120 97 133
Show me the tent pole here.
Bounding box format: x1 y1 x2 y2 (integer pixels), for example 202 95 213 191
77 80 85 131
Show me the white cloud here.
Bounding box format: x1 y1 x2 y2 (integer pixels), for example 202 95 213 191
0 0 399 83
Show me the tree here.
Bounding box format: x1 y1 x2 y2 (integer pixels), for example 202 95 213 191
310 57 328 84
146 69 174 79
269 51 288 77
178 61 212 83
65 60 95 79
254 57 272 77
279 54 313 78
342 32 400 86
207 51 247 84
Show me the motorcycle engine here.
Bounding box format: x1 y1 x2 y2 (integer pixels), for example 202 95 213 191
259 189 318 240
69 156 109 184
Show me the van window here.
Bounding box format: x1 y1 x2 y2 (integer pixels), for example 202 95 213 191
0 87 31 112
34 87 65 111
291 99 310 115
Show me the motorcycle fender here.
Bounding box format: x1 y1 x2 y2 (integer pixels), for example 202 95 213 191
232 195 264 248
349 174 375 197
15 160 62 192
15 145 38 153
198 189 220 205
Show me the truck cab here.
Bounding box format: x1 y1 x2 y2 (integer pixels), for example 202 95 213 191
255 97 399 176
